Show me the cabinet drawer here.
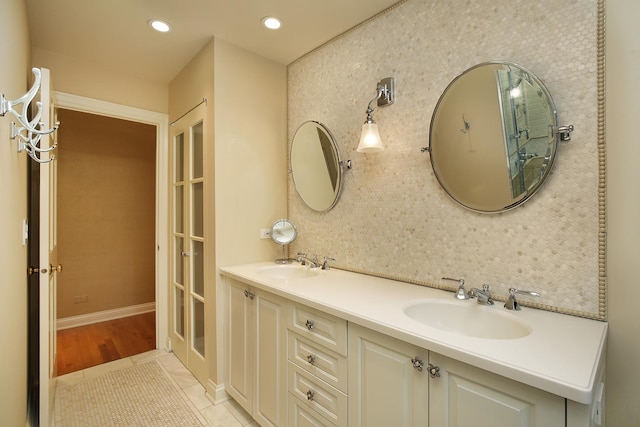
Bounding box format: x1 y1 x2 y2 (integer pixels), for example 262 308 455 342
288 303 347 356
288 394 336 427
288 362 347 427
288 332 348 393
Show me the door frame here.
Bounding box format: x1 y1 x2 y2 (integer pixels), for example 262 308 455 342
54 92 169 349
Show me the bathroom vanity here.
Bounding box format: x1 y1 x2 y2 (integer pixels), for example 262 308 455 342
220 262 607 427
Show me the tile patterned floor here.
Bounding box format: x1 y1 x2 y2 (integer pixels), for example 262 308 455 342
55 349 259 427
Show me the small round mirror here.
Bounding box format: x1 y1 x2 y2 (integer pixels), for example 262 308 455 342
271 219 297 263
429 62 561 213
291 121 344 211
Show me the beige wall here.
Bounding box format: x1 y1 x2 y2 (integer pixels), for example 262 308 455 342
56 109 156 318
213 38 288 268
0 0 30 424
605 0 640 423
32 47 168 113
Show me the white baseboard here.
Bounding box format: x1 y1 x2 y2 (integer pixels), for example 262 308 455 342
56 302 156 330
205 379 230 405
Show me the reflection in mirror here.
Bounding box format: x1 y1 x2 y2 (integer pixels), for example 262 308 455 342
271 218 297 264
291 121 345 211
429 62 568 213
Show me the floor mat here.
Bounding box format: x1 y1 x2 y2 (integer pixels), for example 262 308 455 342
55 360 205 426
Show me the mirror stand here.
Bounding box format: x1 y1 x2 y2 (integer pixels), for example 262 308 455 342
275 245 292 264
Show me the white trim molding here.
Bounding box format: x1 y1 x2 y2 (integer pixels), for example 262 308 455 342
53 91 169 348
56 302 156 330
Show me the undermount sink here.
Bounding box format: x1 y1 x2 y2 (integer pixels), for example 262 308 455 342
403 300 532 339
256 264 320 280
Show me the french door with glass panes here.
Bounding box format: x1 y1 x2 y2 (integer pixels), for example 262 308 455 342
170 104 207 384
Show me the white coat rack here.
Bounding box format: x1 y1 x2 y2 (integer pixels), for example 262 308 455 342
1 68 59 163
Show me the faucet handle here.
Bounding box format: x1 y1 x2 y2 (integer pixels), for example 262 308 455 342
322 257 335 270
443 277 468 300
504 288 540 311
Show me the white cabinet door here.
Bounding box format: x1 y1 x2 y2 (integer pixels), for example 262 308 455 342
253 290 286 427
226 278 285 427
227 279 253 412
348 324 429 427
429 352 565 427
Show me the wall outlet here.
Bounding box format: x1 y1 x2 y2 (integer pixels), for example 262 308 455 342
73 295 88 304
260 229 271 239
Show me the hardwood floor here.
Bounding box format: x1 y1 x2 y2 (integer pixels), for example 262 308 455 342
56 311 156 375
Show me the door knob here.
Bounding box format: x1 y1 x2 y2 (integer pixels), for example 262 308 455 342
50 264 63 273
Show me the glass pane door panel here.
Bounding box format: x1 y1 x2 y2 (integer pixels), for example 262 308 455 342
175 133 184 182
175 287 185 337
192 241 204 297
192 182 203 237
174 237 184 285
193 299 205 357
192 122 204 179
175 186 184 233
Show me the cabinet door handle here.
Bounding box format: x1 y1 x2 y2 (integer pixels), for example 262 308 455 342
305 319 314 330
427 363 441 378
244 290 255 299
411 356 424 372
307 354 316 365
306 390 315 401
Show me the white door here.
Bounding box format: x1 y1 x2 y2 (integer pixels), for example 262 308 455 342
169 104 208 383
38 67 59 427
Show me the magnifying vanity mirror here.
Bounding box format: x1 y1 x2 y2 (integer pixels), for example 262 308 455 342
271 218 297 264
428 61 573 213
291 121 348 212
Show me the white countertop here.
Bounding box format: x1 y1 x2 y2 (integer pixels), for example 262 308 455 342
219 262 607 404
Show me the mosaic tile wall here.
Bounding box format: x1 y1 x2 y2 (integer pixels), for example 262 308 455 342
287 0 604 319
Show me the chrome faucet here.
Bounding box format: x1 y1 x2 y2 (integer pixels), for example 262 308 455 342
296 252 319 268
468 284 494 305
504 288 540 310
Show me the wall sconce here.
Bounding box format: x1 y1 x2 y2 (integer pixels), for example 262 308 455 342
357 77 395 153
1 68 59 163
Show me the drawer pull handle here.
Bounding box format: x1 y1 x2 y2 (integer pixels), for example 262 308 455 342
411 356 424 372
306 390 315 401
307 354 316 365
243 290 255 299
427 363 441 379
305 319 315 330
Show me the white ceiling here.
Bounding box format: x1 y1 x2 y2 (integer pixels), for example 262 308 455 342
26 0 401 85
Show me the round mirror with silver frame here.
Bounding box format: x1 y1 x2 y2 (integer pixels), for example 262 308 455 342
428 61 573 213
291 121 349 212
271 218 297 264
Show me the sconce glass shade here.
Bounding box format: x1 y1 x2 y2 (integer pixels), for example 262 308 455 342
357 122 384 152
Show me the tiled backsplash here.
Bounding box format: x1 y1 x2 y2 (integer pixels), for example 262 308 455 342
287 0 604 319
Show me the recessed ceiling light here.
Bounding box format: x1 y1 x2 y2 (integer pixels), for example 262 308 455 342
149 19 171 33
262 16 282 30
